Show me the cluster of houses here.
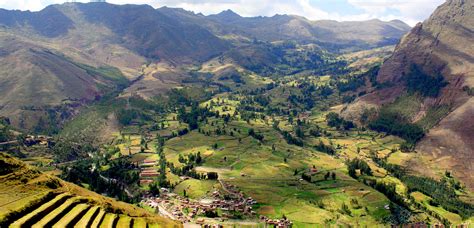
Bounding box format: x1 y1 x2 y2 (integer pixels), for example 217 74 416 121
137 163 293 226
260 216 293 227
220 181 245 199
142 185 258 224
24 135 53 146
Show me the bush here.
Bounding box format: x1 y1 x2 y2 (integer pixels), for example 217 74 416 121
340 203 352 216
204 210 218 218
462 86 474 96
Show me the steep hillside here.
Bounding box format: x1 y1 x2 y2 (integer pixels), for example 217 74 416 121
63 3 228 63
0 6 74 38
0 2 230 131
345 0 474 189
0 33 130 131
0 3 228 64
0 153 180 227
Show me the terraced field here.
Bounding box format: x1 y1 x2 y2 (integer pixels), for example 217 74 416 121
0 153 181 228
3 192 168 228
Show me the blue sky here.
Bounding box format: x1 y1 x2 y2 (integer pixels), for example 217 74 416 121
0 0 445 26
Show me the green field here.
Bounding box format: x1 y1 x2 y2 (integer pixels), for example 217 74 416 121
159 108 398 226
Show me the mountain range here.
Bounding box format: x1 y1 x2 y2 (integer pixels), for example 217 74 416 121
0 2 411 130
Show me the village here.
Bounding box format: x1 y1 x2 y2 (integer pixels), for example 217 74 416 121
140 179 293 227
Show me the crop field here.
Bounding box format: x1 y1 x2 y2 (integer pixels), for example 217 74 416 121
157 101 405 226
116 134 145 156
173 179 218 199
127 85 473 226
411 192 463 224
1 187 173 228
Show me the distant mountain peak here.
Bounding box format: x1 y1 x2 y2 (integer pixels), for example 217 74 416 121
218 9 241 17
389 19 404 23
210 9 242 22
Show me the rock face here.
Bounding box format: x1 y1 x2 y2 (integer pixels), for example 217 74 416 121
351 0 474 189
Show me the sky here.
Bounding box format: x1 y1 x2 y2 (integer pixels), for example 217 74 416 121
0 0 445 26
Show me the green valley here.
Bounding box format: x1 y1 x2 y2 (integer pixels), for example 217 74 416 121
1 0 473 227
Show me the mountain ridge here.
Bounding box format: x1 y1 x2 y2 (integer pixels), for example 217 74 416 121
344 0 474 190
0 2 412 132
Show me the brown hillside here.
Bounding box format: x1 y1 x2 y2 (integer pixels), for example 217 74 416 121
345 0 474 189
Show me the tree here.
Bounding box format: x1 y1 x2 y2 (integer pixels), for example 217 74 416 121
327 112 356 130
324 172 330 180
196 152 202 164
340 203 351 216
314 141 335 155
368 111 424 144
207 172 218 180
405 64 448 97
149 182 160 196
301 173 311 182
295 127 304 138
248 128 264 141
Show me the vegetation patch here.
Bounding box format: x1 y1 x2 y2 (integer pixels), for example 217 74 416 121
405 64 448 97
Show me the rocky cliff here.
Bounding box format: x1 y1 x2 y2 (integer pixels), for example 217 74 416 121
346 0 474 189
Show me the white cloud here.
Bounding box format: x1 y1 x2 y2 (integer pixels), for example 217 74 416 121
346 0 445 25
0 0 446 25
0 0 63 11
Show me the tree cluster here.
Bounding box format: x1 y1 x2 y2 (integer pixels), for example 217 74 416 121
347 158 372 178
368 111 424 145
326 112 356 130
